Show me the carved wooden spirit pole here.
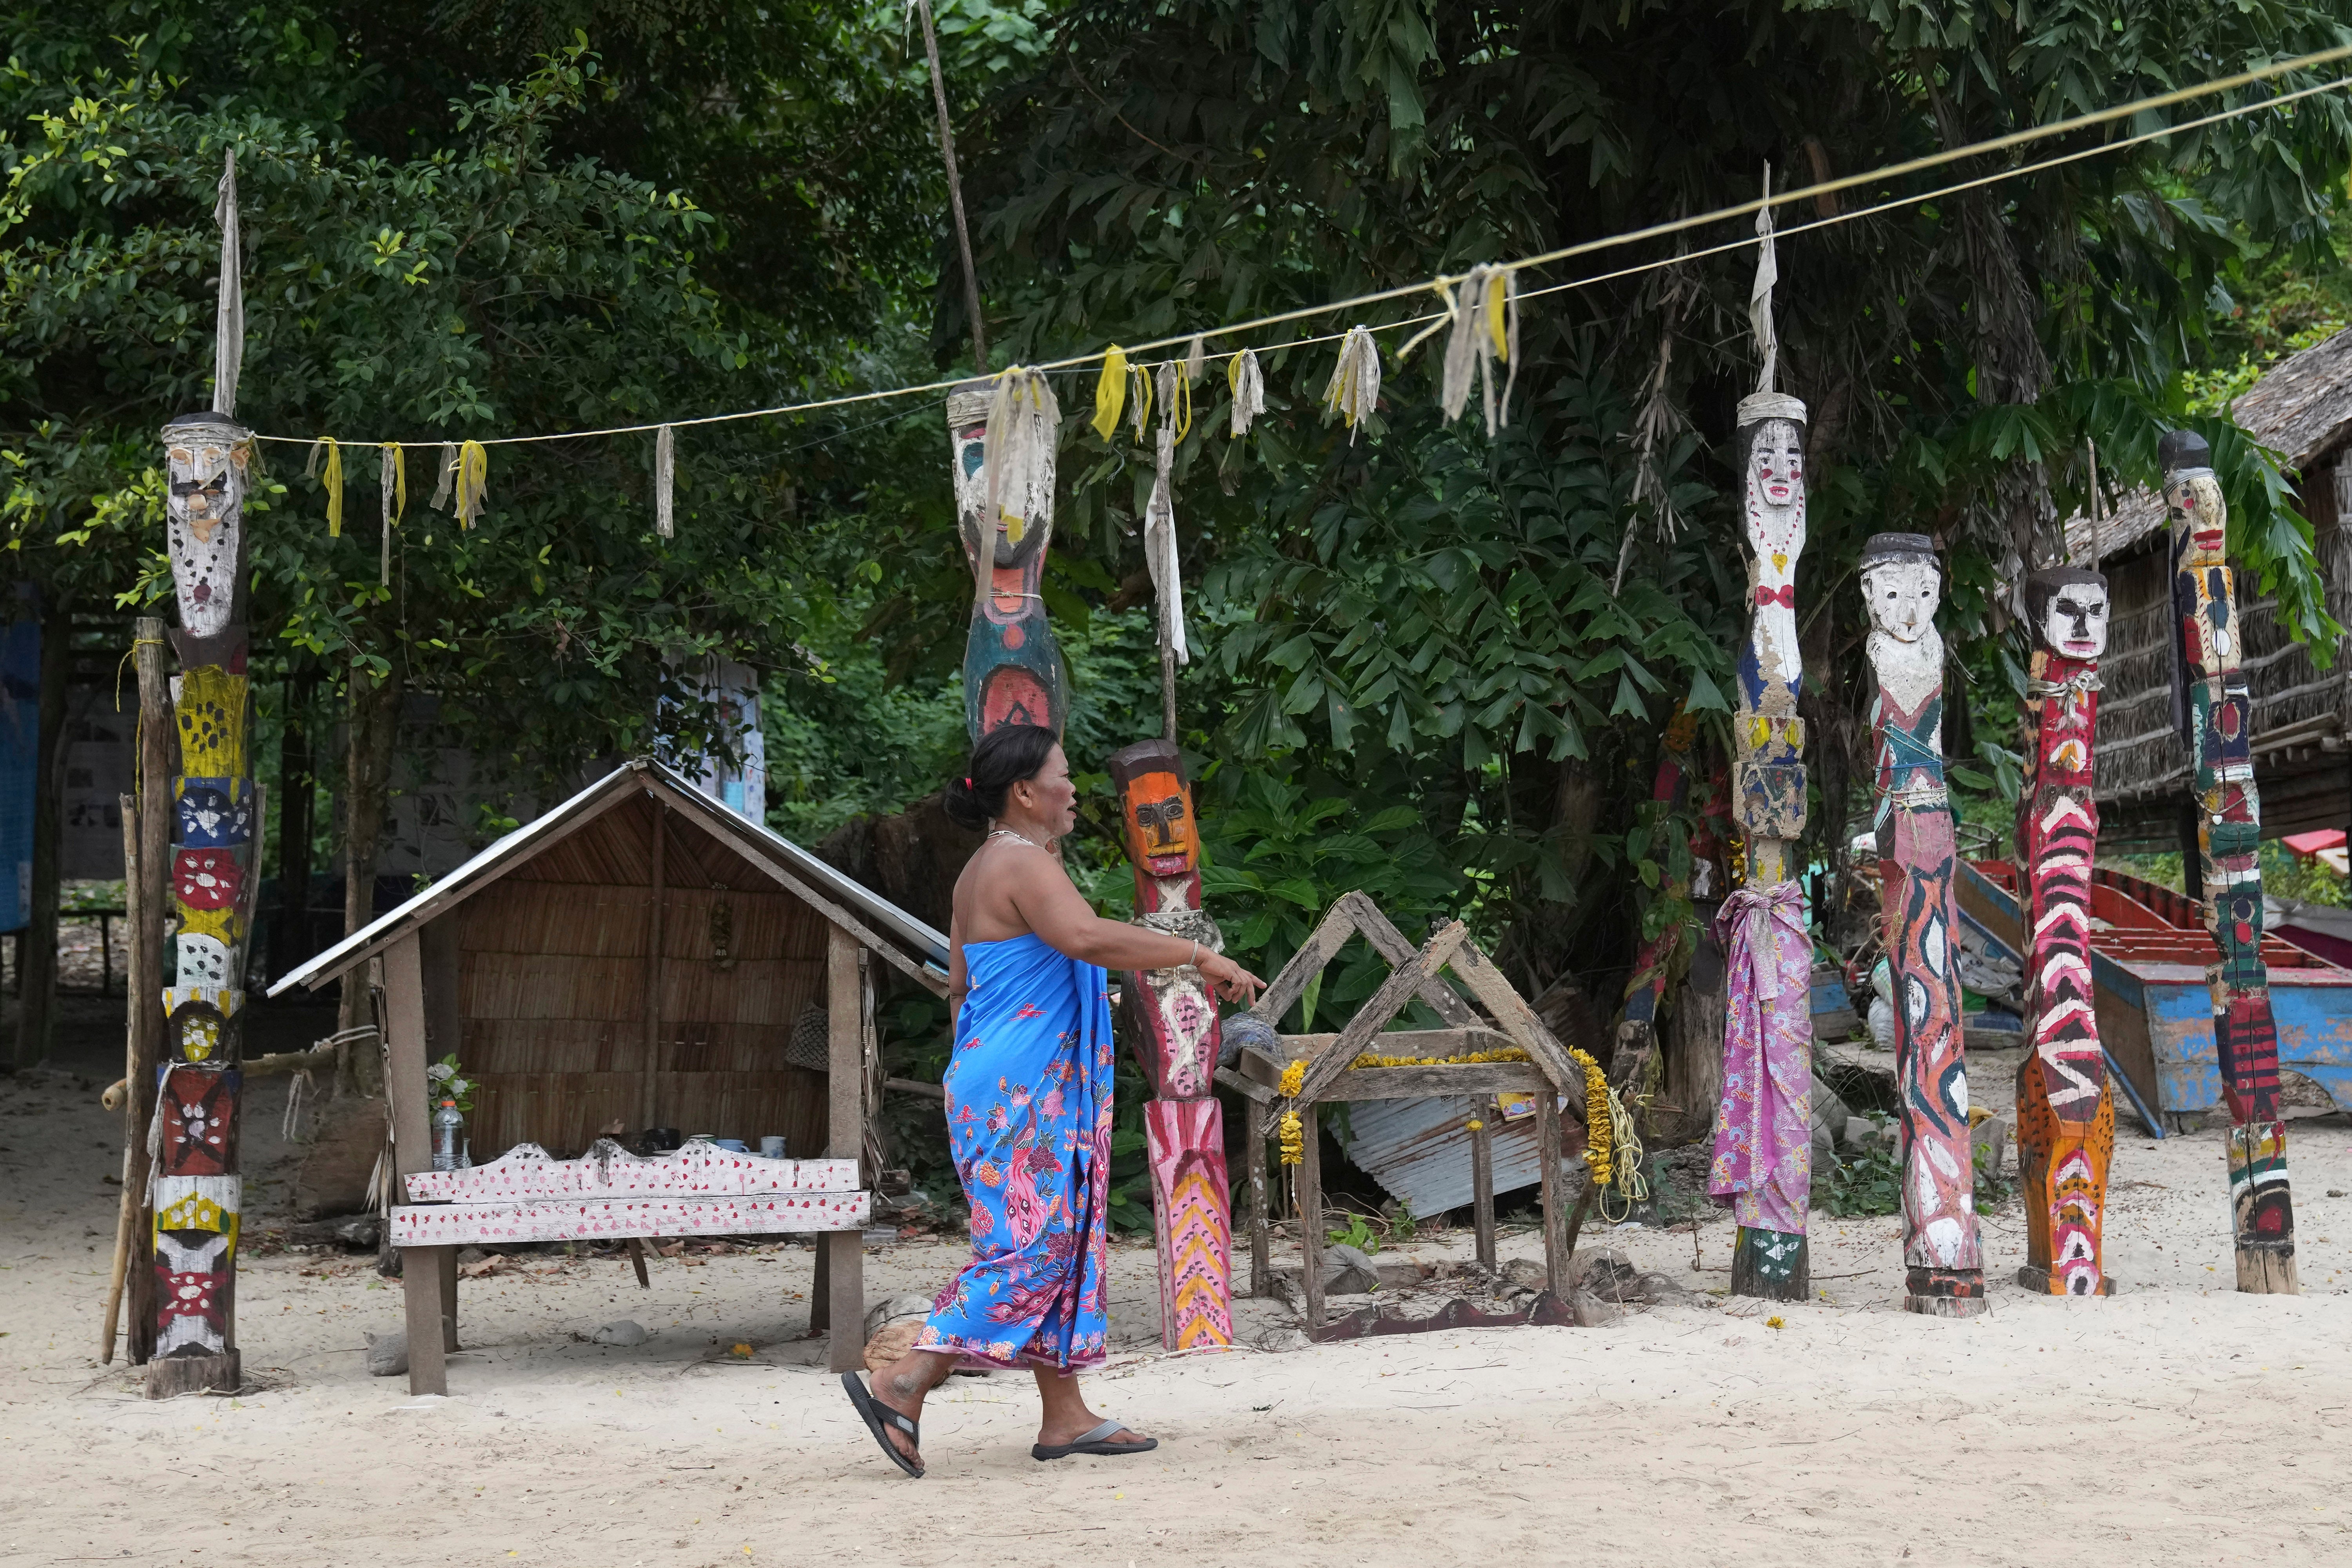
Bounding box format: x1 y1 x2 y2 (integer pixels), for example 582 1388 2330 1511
1860 532 1985 1317
149 411 260 1394
1709 388 1815 1300
2014 566 2118 1296
2162 430 2297 1293
946 377 1067 740
1109 742 1232 1350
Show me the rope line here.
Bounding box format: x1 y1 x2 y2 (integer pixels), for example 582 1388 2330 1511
245 46 2352 451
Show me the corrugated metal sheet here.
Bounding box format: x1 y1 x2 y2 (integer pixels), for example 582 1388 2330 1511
1340 1096 1561 1218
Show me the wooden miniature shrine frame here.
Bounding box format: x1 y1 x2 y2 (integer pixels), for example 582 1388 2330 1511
1214 893 1585 1337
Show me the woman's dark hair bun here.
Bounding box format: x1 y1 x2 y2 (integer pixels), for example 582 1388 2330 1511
943 723 1059 831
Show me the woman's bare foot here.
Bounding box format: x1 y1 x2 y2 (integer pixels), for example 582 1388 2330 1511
870 1350 955 1467
1032 1366 1147 1448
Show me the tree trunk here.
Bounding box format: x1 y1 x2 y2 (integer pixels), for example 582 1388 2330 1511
337 667 403 1053
14 594 69 1069
276 672 316 982
1661 897 1728 1147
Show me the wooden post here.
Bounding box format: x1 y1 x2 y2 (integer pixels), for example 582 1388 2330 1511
1715 385 1816 1298
126 619 169 1365
1470 1101 1497 1274
825 923 865 1372
1861 532 1986 1317
2014 568 2119 1296
1538 1091 1567 1298
1296 1101 1324 1332
2161 430 2297 1292
147 412 257 1397
637 797 668 1134
101 797 143 1365
1244 1095 1270 1298
384 932 449 1394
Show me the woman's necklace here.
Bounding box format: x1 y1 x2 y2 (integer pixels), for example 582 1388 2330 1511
988 826 1056 854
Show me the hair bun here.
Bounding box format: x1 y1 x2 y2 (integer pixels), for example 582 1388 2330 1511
942 772 989 832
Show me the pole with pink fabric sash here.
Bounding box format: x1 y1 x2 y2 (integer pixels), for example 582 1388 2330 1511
1706 175 1817 1301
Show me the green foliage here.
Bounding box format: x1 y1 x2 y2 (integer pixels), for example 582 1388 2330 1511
1325 1212 1381 1255
1821 1116 1902 1218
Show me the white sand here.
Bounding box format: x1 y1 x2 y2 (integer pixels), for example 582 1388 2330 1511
8 1061 2352 1567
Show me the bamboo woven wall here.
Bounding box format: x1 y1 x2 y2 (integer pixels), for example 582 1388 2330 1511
2093 448 2352 846
449 791 833 1158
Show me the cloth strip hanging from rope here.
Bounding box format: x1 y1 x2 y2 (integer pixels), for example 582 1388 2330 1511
1143 363 1189 667
1438 264 1520 434
1228 349 1265 437
305 437 343 536
655 425 676 539
379 444 405 583
1322 327 1380 441
1093 345 1129 439
211 152 242 419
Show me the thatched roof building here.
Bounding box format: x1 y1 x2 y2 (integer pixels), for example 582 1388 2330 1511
2071 328 2352 846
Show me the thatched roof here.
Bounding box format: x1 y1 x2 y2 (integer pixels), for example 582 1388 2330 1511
2060 325 2352 565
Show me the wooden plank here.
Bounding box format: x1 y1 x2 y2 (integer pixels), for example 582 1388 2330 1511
638 800 666 1133
1244 1094 1269 1298
1296 1100 1323 1333
1538 1086 1566 1298
389 1191 871 1245
1293 922 1472 1104
1267 1027 1520 1065
384 933 446 1396
403 1245 451 1397
1248 897 1364 1029
1340 891 1483 1027
1445 936 1581 1095
1214 1065 1276 1105
1470 1101 1496 1273
826 924 864 1373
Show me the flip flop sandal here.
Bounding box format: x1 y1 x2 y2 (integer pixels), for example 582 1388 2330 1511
841 1371 924 1478
1032 1418 1159 1461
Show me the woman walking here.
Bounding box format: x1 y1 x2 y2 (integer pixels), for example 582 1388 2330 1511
842 723 1263 1477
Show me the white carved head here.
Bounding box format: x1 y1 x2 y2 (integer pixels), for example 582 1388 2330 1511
1858 533 1941 644
162 414 253 639
2027 568 2110 661
1747 419 1805 514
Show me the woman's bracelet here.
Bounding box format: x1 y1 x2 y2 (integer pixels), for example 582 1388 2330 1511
1188 940 1200 968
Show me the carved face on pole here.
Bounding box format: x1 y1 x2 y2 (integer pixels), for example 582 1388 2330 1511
1108 739 1199 880
1859 550 1940 644
1747 419 1805 524
162 414 253 639
2025 568 2110 661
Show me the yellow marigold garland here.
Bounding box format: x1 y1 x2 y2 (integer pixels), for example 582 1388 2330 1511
1278 1058 1307 1097
1278 1110 1305 1166
1569 1046 1612 1186
1347 1047 1532 1069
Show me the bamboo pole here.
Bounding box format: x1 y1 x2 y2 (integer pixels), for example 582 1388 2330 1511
100 795 142 1364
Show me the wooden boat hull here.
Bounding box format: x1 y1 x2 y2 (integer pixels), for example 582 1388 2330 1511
1956 860 2352 1117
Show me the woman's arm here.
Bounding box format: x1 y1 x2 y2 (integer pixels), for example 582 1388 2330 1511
1006 848 1262 1002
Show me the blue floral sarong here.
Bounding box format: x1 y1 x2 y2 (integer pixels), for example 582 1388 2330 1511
916 933 1116 1370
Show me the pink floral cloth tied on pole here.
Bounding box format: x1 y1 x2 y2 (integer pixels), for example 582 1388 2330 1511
1707 882 1813 1236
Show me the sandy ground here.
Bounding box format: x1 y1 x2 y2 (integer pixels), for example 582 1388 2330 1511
9 1043 2352 1568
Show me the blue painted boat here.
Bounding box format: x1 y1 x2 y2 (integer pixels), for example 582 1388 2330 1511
1954 860 2352 1118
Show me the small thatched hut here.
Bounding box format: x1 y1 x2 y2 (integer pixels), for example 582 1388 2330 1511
2070 328 2352 848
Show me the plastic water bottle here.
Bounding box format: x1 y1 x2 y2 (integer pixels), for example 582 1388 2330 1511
432 1099 465 1172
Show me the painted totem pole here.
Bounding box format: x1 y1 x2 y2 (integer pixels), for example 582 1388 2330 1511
2013 567 2118 1296
1613 703 1723 1090
1860 532 1985 1316
1706 391 1815 1300
2162 430 2297 1292
946 381 1067 739
151 412 262 1392
1109 741 1233 1350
